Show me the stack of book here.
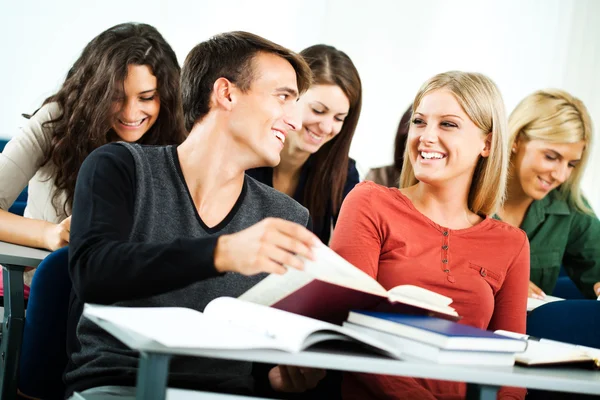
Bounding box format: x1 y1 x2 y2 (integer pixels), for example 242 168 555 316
343 311 527 366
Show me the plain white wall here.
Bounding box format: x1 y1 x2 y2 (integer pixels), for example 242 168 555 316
1 0 599 210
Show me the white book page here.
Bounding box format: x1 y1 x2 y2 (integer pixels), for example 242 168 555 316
239 243 387 306
526 295 564 311
494 330 590 364
238 267 313 305
301 243 387 296
205 297 343 352
387 285 454 307
84 304 279 351
205 297 399 355
516 340 588 364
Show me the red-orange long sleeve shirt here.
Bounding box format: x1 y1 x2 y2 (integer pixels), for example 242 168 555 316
330 182 530 400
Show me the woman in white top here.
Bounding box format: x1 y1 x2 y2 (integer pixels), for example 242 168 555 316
0 22 185 293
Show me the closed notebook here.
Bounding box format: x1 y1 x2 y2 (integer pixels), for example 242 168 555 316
347 311 527 352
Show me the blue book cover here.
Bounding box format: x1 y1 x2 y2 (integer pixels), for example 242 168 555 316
348 311 527 352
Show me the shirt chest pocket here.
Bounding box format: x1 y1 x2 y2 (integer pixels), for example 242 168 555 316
468 263 502 295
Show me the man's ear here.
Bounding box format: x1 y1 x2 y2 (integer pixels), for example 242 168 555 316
211 77 235 111
481 132 492 157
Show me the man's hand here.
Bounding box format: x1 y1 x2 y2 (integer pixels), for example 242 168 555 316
594 282 600 298
42 216 71 251
214 218 318 275
268 365 326 393
528 280 545 299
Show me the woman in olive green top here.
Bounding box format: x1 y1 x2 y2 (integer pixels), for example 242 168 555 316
497 89 600 300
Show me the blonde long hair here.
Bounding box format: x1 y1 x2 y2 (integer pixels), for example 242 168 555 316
509 89 593 214
400 71 508 216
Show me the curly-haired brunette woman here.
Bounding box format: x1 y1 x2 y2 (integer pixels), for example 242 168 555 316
0 22 185 295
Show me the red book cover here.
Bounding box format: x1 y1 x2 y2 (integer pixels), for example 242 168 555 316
239 243 459 325
272 280 460 325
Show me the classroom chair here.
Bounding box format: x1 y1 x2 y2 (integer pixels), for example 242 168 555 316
526 299 600 348
551 265 585 300
0 138 29 216
551 276 586 300
0 246 71 400
526 300 600 399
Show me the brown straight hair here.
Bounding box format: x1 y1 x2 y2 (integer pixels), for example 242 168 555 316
300 45 362 229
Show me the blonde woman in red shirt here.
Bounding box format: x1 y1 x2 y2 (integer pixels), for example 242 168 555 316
331 71 530 400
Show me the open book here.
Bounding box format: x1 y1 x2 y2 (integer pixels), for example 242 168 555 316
83 297 406 358
495 330 600 369
239 243 459 324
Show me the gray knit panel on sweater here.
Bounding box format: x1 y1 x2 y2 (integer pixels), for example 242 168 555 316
67 142 309 395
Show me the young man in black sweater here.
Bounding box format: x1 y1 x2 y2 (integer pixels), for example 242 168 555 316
66 31 326 398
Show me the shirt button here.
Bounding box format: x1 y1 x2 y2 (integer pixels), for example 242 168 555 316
480 269 487 277
443 269 450 273
442 245 449 250
443 231 449 236
442 259 448 263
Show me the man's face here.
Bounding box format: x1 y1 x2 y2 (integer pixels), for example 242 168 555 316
227 52 302 167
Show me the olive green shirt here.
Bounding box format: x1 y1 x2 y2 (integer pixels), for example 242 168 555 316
495 190 600 298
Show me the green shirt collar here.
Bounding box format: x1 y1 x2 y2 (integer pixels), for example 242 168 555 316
521 190 570 234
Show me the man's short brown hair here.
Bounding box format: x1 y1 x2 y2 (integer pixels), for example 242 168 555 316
181 31 312 131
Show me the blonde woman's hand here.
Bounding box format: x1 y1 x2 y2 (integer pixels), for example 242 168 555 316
43 216 71 251
528 280 546 300
594 282 600 298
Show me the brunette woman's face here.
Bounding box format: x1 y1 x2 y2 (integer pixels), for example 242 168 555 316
285 84 350 154
111 64 161 142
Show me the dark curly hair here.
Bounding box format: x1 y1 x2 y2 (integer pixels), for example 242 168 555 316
40 22 186 215
299 45 362 233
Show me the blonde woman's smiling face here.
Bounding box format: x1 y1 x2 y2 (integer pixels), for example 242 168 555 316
512 138 584 200
408 89 490 187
